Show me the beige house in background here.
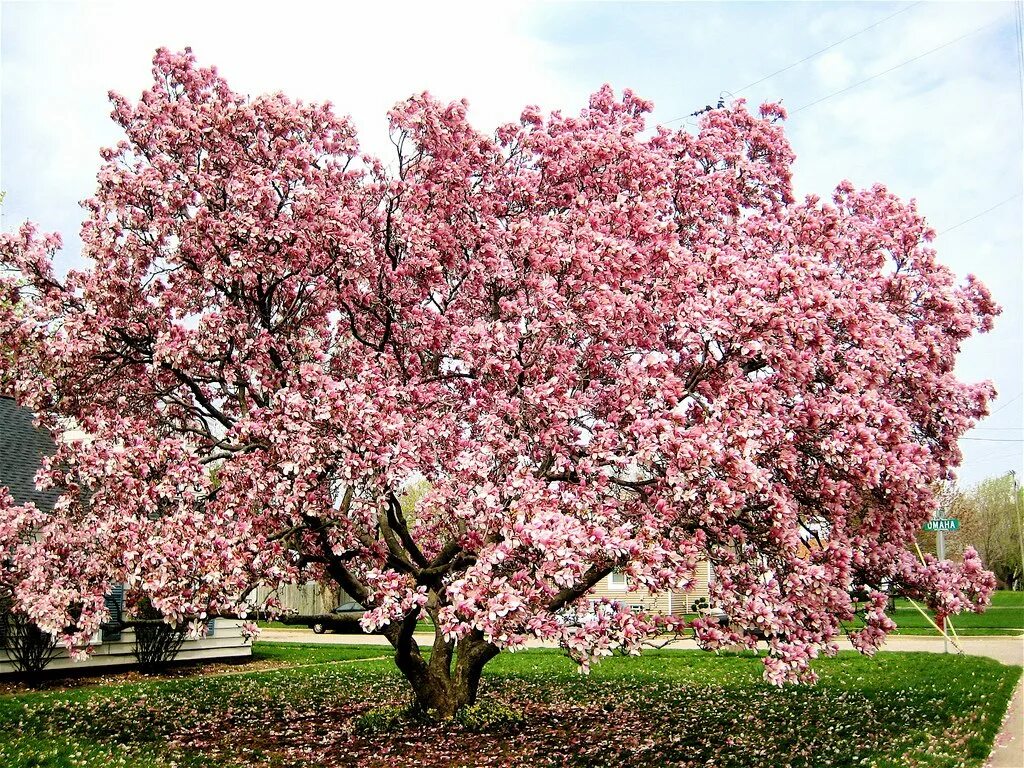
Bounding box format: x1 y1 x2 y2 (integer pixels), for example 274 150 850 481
587 561 714 616
262 562 715 621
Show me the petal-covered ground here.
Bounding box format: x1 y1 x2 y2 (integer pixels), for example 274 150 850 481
0 645 1019 768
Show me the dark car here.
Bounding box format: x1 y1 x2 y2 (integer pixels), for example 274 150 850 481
310 601 365 634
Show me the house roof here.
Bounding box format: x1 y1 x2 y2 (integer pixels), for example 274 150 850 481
0 396 61 513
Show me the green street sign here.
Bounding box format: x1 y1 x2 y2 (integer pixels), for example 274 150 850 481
923 518 960 532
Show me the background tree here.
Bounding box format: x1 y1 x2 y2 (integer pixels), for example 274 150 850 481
0 49 999 716
955 475 1022 589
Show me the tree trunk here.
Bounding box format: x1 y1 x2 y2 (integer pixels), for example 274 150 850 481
312 530 502 717
389 623 499 718
450 633 500 711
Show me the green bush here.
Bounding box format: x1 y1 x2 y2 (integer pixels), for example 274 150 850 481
352 705 410 735
454 701 524 732
1 611 59 675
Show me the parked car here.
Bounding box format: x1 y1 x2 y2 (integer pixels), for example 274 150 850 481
700 607 730 627
310 601 365 634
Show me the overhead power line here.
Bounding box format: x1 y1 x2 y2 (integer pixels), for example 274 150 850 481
792 18 1005 114
733 3 922 96
665 3 921 125
963 445 1023 456
961 437 1024 443
936 194 1022 236
988 393 1023 417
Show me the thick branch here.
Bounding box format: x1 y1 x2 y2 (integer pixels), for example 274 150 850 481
547 564 614 613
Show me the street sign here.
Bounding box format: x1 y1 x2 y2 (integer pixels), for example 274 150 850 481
923 518 960 532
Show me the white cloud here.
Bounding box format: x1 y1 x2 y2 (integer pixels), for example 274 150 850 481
1 1 573 237
813 51 857 90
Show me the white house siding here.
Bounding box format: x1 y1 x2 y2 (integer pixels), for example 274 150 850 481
587 561 713 616
0 619 252 676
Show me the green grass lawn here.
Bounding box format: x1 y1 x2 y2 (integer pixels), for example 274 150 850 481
260 592 1024 640
844 591 1024 637
250 643 388 665
0 642 1018 768
255 619 290 629
896 590 1023 633
256 619 435 633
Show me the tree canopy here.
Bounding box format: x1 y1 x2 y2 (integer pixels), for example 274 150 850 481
0 49 999 712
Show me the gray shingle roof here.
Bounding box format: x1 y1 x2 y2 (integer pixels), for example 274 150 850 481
0 396 61 513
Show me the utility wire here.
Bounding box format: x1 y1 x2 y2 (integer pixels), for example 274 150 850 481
960 450 1022 468
936 194 1022 236
961 437 1024 442
792 18 1005 114
734 3 922 95
664 3 922 125
988 392 1023 417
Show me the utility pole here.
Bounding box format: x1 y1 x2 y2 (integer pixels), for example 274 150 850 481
1012 471 1024 592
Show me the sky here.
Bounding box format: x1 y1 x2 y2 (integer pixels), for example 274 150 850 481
1 0 1021 488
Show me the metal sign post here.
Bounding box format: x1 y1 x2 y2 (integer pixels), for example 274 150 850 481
923 515 960 653
937 525 947 654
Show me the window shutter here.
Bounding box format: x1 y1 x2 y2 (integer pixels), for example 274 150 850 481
101 585 125 642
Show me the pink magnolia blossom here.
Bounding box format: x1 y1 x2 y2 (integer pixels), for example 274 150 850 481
0 49 998 710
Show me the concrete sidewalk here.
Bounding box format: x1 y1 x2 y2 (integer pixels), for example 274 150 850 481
260 627 1023 664
260 628 1024 765
988 676 1024 768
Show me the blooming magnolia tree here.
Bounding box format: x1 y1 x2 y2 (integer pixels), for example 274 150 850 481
0 50 998 714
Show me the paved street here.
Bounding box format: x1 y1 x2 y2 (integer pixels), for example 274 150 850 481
259 628 1024 766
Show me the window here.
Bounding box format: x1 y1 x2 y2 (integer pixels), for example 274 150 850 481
608 572 628 590
100 585 125 642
